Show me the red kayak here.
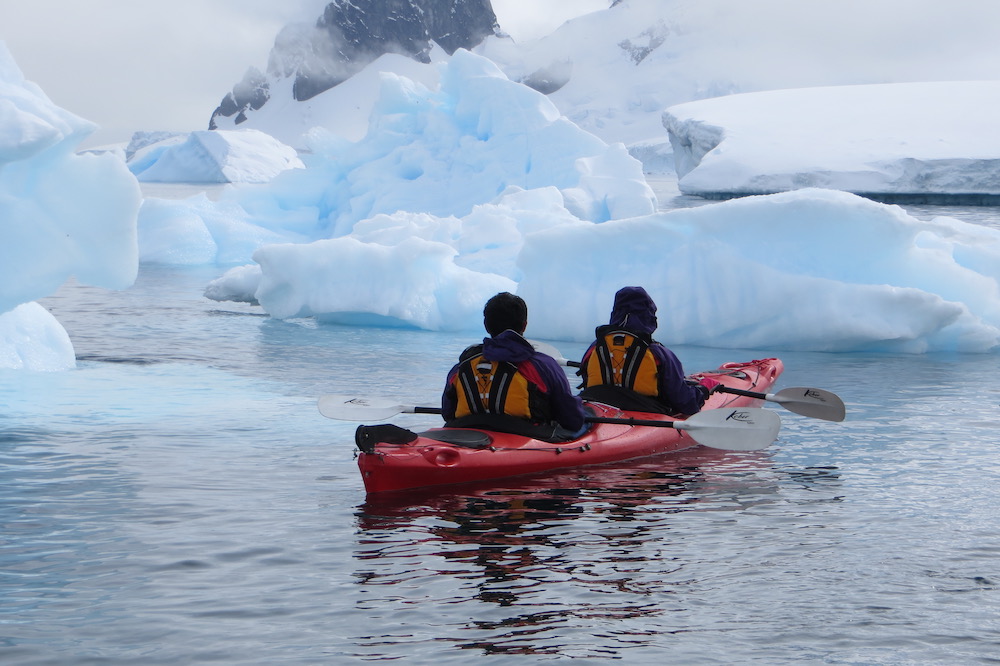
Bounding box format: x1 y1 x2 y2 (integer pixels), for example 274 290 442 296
338 358 786 493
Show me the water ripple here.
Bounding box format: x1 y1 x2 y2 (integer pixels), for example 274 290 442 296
4 264 1000 664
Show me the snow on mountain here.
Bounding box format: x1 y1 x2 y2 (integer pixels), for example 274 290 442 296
208 0 1000 171
209 0 498 133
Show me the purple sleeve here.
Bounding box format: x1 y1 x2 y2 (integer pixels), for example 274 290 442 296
441 363 460 420
651 344 705 414
531 353 586 431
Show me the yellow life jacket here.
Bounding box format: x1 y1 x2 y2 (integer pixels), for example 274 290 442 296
452 346 544 422
581 328 659 397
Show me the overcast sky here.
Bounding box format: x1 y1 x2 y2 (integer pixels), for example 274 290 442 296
0 0 609 148
7 0 994 151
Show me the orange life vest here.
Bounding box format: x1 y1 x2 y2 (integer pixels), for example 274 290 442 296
452 345 549 423
581 328 659 397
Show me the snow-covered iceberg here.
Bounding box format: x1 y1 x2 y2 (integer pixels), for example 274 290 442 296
664 81 1000 200
480 1 1000 168
220 1 1000 171
0 43 140 370
147 49 654 267
519 188 1000 353
127 129 303 183
210 52 446 150
192 53 1000 354
209 185 1000 354
205 185 587 328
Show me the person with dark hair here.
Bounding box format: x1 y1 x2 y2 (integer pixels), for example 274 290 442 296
442 292 587 439
578 286 719 415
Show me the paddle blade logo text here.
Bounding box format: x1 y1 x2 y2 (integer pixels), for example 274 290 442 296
725 409 755 424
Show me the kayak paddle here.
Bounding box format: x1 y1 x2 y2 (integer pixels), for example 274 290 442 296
317 394 781 452
713 385 845 422
582 407 781 452
317 394 441 421
529 339 845 422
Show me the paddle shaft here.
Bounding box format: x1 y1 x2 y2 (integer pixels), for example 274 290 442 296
544 348 844 422
565 359 769 399
586 416 682 428
715 385 770 400
400 406 684 428
318 393 780 451
560 357 769 406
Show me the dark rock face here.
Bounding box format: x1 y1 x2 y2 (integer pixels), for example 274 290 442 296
210 68 270 129
210 0 498 129
520 60 574 96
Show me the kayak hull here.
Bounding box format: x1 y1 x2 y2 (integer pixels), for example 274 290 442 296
357 358 783 493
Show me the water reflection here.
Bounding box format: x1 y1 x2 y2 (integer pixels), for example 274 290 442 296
16 252 1000 663
349 449 839 657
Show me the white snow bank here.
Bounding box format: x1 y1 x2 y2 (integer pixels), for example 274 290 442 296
518 188 1000 353
0 43 140 370
127 129 303 183
664 81 1000 198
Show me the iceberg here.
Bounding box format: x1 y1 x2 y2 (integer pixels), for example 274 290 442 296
151 49 653 268
127 129 304 183
664 81 1000 201
210 185 1000 354
518 188 1000 353
192 55 1000 354
0 303 76 371
210 52 447 150
252 236 515 329
0 43 140 370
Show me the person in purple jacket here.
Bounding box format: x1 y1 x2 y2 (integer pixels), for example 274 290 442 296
578 286 719 415
442 292 587 440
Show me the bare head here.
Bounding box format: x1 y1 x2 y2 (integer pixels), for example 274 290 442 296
483 292 527 336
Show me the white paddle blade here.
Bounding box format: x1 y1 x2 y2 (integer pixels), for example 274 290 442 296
772 387 846 422
529 339 571 365
318 394 411 421
678 407 782 451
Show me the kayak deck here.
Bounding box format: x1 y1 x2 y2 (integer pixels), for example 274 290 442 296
356 358 783 493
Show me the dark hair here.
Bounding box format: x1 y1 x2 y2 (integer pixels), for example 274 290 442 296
483 292 527 336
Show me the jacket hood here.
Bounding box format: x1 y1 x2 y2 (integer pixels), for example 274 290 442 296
608 286 658 335
482 329 535 363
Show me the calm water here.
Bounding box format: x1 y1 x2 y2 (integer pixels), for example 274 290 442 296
3 191 1000 664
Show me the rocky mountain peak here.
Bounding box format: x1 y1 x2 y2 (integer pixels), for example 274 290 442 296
210 0 498 129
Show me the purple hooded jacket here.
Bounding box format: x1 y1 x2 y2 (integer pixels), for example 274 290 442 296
584 286 706 415
442 329 586 431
